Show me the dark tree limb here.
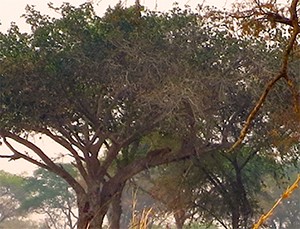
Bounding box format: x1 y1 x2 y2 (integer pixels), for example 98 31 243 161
0 130 85 194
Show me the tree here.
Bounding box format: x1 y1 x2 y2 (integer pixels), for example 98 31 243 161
132 131 291 229
227 1 300 227
0 2 294 228
0 3 230 228
0 170 27 223
228 0 300 149
0 168 78 229
21 165 77 229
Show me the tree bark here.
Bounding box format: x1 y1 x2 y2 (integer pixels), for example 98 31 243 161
173 209 186 229
76 192 107 229
76 203 107 229
231 207 240 229
77 195 93 229
107 186 124 229
88 211 106 229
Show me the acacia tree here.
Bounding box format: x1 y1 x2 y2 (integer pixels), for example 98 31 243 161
0 168 76 229
0 3 233 228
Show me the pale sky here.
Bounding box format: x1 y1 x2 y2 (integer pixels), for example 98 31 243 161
0 0 236 32
0 0 235 175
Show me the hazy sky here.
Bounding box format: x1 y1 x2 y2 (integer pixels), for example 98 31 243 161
0 0 236 32
0 0 236 175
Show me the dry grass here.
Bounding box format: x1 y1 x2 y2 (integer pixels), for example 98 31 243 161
129 191 153 229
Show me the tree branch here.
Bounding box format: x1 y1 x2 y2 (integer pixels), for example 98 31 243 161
229 0 300 152
0 130 85 194
1 137 50 170
104 142 229 199
41 128 89 183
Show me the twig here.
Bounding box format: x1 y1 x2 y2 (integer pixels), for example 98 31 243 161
253 175 300 229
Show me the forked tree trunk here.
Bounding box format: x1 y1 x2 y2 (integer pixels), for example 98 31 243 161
107 188 124 229
77 204 107 229
76 193 108 229
88 212 107 229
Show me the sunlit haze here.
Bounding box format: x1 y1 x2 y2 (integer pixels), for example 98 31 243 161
0 0 236 32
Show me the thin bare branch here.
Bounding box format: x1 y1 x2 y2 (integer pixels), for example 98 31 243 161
229 0 300 152
228 71 285 152
1 137 51 170
253 175 300 229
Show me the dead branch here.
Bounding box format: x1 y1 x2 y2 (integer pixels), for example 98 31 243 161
229 0 300 153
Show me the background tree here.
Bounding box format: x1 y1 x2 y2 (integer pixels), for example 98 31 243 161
0 170 26 223
132 141 293 229
0 167 79 229
21 165 77 229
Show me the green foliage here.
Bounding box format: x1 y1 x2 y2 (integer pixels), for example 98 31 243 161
0 171 27 222
0 2 274 135
0 170 25 199
142 132 181 152
21 164 76 212
0 167 77 228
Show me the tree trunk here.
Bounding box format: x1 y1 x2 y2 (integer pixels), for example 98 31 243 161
173 209 186 229
231 207 240 229
76 192 107 229
88 211 106 229
76 204 107 229
107 188 124 229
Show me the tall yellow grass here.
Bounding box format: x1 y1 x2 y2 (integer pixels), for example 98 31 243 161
129 191 153 229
